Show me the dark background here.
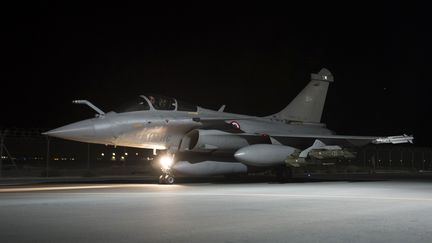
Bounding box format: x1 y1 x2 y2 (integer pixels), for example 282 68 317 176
2 3 431 145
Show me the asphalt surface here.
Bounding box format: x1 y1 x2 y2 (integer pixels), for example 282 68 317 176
1 178 432 243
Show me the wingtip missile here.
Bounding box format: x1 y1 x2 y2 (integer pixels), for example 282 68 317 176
373 134 414 144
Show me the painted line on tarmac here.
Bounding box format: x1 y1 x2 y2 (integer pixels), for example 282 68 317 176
0 184 179 192
29 190 432 202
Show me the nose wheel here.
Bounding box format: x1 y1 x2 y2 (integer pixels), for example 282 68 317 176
159 168 175 184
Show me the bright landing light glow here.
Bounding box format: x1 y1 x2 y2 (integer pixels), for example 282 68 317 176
160 155 174 169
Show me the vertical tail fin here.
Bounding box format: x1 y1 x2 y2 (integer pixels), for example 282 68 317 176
269 68 334 123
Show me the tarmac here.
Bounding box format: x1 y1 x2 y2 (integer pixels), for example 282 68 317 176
1 176 432 243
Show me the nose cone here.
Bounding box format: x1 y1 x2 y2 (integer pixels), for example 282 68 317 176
43 119 96 142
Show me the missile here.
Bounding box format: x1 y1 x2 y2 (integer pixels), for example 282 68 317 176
373 134 414 144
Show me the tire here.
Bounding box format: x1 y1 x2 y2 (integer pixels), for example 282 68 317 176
166 176 175 184
275 166 293 183
159 175 165 184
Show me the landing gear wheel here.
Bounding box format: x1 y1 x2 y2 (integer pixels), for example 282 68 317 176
159 168 175 184
275 166 293 183
159 175 165 184
166 176 175 184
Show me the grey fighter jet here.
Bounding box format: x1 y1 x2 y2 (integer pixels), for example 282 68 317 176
44 68 413 184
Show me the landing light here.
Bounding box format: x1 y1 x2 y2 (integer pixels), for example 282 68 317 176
160 155 174 170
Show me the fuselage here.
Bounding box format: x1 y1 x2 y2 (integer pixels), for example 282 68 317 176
46 107 334 152
44 94 338 178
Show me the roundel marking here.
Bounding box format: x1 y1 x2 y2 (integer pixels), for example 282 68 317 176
230 121 240 130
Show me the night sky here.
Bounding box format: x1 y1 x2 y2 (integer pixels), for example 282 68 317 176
2 3 431 145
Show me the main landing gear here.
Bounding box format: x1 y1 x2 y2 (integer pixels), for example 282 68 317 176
275 165 293 183
159 168 175 184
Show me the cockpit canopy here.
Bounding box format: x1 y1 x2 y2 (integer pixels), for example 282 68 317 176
114 94 197 113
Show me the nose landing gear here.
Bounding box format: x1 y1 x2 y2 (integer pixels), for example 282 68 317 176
157 153 176 184
159 168 175 184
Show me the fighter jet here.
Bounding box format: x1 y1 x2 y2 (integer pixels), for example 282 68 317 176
44 68 413 184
